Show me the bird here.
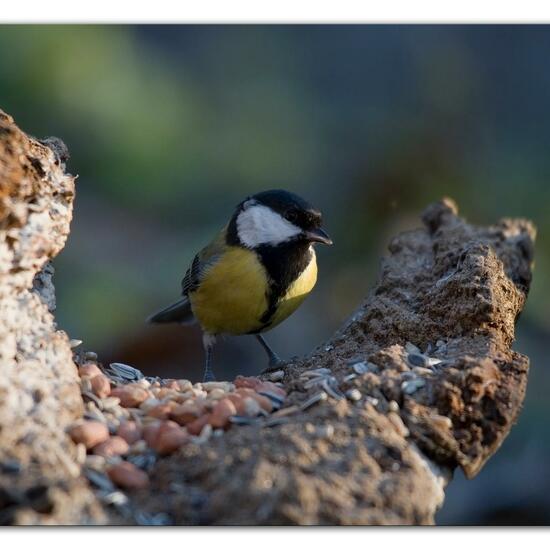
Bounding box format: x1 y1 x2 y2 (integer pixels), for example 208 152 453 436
147 189 332 382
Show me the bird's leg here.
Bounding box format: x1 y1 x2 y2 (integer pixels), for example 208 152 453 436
202 333 217 382
255 334 285 371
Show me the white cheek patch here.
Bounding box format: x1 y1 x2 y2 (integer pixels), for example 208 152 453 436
237 203 302 247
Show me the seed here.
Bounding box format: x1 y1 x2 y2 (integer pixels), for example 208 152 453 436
85 455 107 471
69 339 83 349
343 374 357 382
388 400 400 412
257 391 285 409
351 362 368 374
85 468 115 491
264 417 290 428
107 461 150 490
84 351 98 361
78 364 102 378
300 391 328 410
69 421 109 449
412 367 433 376
271 405 299 418
407 353 428 368
405 342 421 355
300 368 331 379
321 378 344 400
229 415 261 426
108 363 144 381
102 491 129 507
345 389 362 402
268 370 285 382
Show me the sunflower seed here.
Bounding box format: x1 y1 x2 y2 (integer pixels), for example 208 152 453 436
300 368 331 379
401 378 426 394
300 391 327 410
303 376 328 389
407 353 428 367
257 391 285 409
107 362 144 381
272 405 300 418
69 339 83 349
350 361 368 374
84 351 98 361
405 342 421 355
321 378 344 400
84 468 115 491
343 373 357 382
264 417 291 428
82 391 104 409
229 415 262 426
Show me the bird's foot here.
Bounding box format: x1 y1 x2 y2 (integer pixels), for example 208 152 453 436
203 370 216 383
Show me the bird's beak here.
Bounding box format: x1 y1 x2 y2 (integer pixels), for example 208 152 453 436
305 227 333 245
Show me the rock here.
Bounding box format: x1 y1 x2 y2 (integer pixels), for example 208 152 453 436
90 374 111 399
92 436 130 458
111 385 150 408
107 461 149 490
117 421 142 445
69 421 109 449
209 398 237 429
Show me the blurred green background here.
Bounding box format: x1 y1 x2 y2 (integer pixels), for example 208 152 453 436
1 24 549 525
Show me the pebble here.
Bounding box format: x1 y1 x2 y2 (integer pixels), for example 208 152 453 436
93 436 130 458
111 385 150 408
107 461 149 490
69 421 110 449
117 420 141 445
345 389 362 402
90 374 111 399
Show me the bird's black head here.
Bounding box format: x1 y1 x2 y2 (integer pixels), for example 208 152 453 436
228 189 332 249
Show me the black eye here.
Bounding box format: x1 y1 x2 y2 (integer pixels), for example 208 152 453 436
285 210 298 223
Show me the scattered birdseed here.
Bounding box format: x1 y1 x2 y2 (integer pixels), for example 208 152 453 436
345 389 362 402
343 373 357 382
350 361 368 374
300 391 328 410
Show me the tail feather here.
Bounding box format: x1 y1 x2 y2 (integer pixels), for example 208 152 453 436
147 298 196 325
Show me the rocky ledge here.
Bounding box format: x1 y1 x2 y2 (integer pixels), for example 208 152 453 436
0 109 536 525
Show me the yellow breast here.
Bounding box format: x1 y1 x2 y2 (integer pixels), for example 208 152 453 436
267 248 318 329
189 246 269 335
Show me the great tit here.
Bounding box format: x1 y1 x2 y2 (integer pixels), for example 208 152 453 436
148 189 332 382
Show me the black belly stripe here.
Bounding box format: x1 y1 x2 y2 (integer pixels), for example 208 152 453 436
254 241 313 330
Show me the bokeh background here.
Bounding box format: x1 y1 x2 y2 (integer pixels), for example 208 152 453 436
1 24 549 525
